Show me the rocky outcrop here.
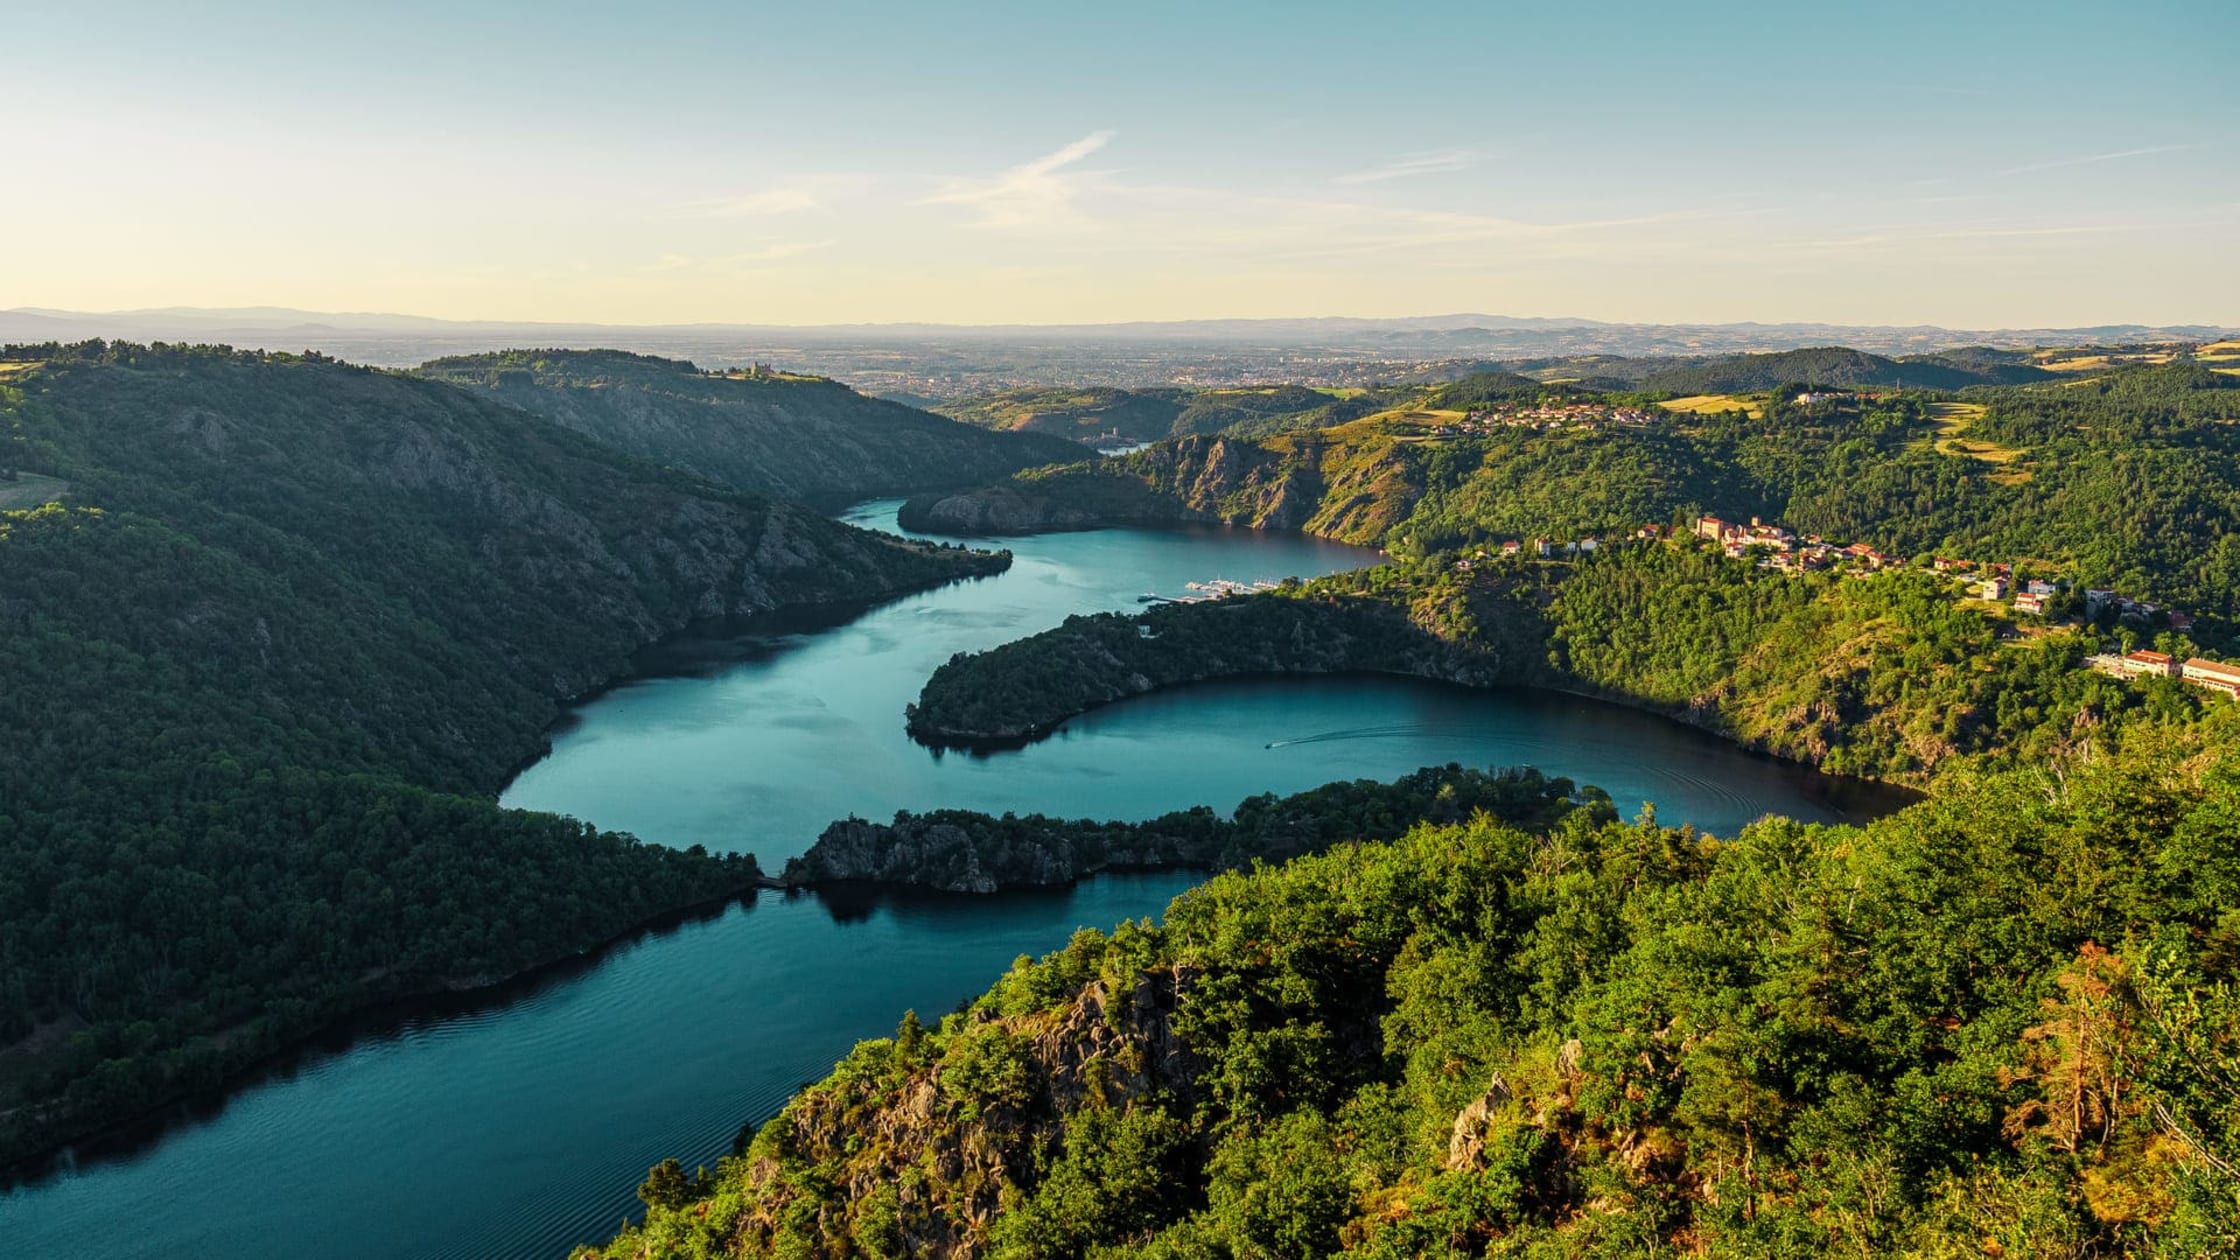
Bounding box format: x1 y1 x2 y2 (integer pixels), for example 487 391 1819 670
714 966 1205 1260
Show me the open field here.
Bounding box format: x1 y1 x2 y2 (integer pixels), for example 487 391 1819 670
1262 406 1466 453
0 473 68 509
0 361 40 379
2199 340 2240 362
1918 401 2029 484
2034 349 2178 372
1659 393 1764 419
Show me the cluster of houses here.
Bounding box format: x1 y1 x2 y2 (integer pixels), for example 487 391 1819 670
1692 515 1901 573
1455 525 1678 571
1456 402 1663 434
1922 556 2070 615
1457 516 2222 682
2090 650 2240 700
1692 514 2236 700
2084 587 2195 633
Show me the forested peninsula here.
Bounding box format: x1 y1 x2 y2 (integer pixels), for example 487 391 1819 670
0 342 1009 1168
782 766 1596 892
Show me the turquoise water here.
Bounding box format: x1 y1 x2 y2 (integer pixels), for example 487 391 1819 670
4 504 1896 1258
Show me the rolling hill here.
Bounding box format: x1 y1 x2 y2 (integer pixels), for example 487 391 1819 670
1633 346 2056 393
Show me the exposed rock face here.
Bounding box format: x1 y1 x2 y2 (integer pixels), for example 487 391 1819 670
722 968 1204 1260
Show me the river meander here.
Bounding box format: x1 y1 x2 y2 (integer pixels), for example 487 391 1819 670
5 502 1902 1258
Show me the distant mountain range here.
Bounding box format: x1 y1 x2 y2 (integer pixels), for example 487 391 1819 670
5 306 2231 394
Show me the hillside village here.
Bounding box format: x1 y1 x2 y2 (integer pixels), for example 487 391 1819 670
1456 400 1664 432
1450 511 2236 702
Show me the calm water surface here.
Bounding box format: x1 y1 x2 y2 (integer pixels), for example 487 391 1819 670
5 503 1896 1258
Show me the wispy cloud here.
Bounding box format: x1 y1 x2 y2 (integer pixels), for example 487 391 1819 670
922 131 1116 228
1332 148 1478 185
1993 144 2196 178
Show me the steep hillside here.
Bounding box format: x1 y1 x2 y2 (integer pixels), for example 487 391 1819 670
588 717 2240 1258
0 342 1008 1166
418 349 1084 506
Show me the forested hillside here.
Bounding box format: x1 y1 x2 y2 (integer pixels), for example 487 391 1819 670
0 343 1007 1166
419 349 1084 507
589 711 2240 1258
904 363 2240 620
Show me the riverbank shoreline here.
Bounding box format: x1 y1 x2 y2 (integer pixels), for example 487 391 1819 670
2 881 776 1185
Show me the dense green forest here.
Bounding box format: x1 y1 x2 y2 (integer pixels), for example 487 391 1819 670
905 363 2240 625
912 542 2209 783
785 766 1597 892
586 709 2240 1259
419 349 1084 507
0 343 1006 1167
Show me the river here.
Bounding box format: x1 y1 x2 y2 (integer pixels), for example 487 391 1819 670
4 503 1899 1258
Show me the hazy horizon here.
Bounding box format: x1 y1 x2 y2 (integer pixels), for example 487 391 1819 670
6 1 2236 328
7 303 2232 337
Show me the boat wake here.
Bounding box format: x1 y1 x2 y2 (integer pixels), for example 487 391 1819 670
1266 723 1448 749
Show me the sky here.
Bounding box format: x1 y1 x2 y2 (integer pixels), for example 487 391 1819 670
3 0 2235 328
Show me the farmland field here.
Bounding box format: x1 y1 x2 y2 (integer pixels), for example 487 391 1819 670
1658 392 1764 419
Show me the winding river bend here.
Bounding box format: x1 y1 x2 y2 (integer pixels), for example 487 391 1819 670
6 503 1902 1259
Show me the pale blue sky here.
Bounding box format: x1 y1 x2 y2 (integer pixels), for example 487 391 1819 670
4 0 2234 325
